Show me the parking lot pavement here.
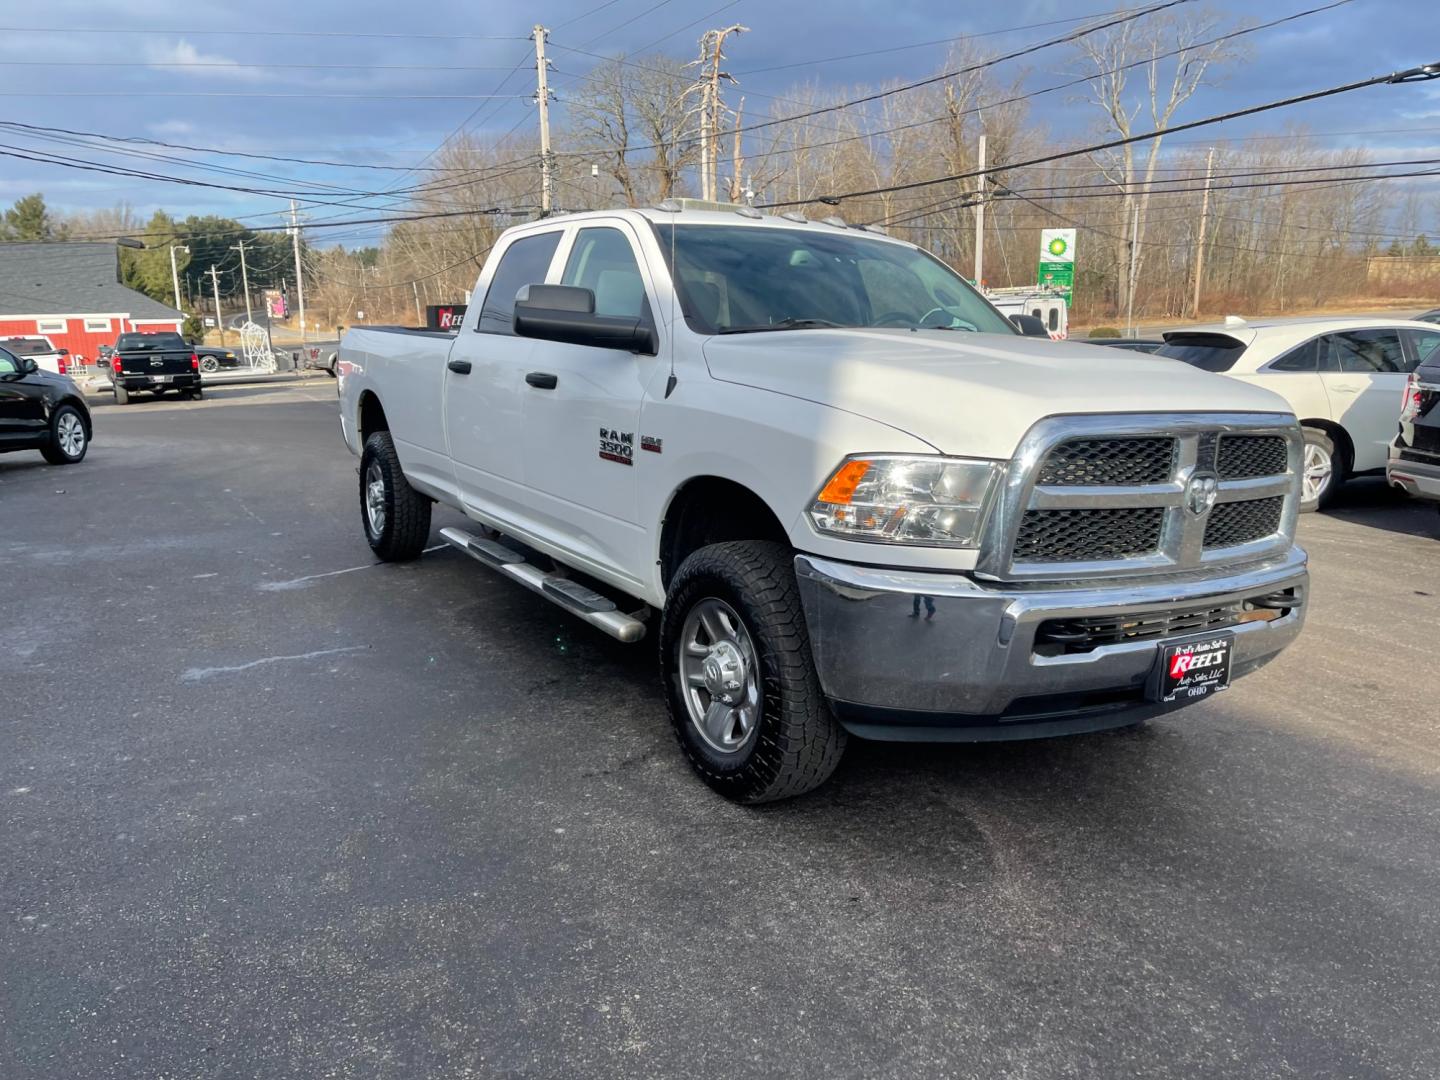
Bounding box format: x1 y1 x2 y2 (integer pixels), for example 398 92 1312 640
3 385 1439 1080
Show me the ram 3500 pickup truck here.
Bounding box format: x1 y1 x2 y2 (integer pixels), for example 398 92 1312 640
337 203 1308 803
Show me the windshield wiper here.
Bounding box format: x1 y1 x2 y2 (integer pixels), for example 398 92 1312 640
716 317 845 334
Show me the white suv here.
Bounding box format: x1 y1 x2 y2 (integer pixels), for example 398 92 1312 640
1156 317 1440 510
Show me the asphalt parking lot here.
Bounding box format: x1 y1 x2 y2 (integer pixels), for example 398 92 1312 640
3 384 1439 1079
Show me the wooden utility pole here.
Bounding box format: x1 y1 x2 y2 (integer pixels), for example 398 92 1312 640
973 133 987 286
696 24 746 201
1125 201 1140 337
533 25 554 215
1190 146 1216 319
209 265 225 346
230 240 253 325
289 200 307 342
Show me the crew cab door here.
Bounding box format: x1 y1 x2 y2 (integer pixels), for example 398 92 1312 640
519 221 666 586
1317 329 1412 472
443 229 563 523
0 348 47 441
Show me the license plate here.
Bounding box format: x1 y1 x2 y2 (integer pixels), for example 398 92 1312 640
150 375 172 383
1150 632 1233 707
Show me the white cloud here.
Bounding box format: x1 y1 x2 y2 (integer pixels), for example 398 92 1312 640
143 39 263 81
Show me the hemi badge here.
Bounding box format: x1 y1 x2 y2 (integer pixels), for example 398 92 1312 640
641 436 663 453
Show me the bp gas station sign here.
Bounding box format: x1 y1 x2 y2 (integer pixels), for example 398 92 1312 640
1039 228 1076 299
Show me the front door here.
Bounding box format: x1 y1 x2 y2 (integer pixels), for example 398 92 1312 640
443 229 563 526
519 222 666 589
1317 329 1412 472
0 348 46 441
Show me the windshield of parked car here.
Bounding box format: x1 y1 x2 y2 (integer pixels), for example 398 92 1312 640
653 223 1016 336
1155 334 1250 372
117 332 186 351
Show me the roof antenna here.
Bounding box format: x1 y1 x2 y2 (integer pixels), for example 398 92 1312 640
660 202 680 398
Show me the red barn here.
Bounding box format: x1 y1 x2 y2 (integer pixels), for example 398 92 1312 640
0 241 184 368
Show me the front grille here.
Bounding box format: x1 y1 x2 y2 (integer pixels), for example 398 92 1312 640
1204 497 1283 548
1015 507 1165 563
1217 435 1288 479
1037 436 1176 486
1035 601 1242 656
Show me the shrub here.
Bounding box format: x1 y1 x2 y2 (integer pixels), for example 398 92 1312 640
1088 326 1121 339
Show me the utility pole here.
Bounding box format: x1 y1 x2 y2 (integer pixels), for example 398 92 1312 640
1125 201 1140 337
696 24 746 201
169 244 189 314
289 200 307 342
973 133 987 287
533 25 554 215
230 239 253 325
209 265 224 346
1190 146 1216 319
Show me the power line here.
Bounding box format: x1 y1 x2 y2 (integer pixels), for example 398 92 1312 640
0 25 530 41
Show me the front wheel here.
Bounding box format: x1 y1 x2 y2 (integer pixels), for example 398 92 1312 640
660 541 846 804
360 431 432 561
199 356 219 373
1300 427 1343 512
40 405 88 465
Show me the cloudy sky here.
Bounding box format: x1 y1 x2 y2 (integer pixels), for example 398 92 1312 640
1 0 1436 242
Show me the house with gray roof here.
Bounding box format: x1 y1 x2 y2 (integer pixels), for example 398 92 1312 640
0 242 184 368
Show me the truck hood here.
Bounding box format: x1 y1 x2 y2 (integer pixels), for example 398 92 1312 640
702 329 1293 458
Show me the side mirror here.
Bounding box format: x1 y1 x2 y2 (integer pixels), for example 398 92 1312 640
58 348 70 356
21 357 39 374
513 284 657 355
1010 314 1050 337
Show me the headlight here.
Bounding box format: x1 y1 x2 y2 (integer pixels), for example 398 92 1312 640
809 455 1005 547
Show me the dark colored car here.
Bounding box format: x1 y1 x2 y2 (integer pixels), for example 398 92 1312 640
1090 337 1167 354
110 331 202 404
0 343 92 465
1388 341 1440 513
194 345 242 374
1415 308 1440 326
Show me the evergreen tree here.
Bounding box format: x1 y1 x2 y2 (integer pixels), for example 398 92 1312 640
3 194 58 240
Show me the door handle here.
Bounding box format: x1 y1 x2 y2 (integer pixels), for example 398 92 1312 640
526 371 558 390
447 358 472 375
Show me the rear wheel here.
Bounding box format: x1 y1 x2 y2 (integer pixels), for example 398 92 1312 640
360 431 431 561
1300 427 1343 512
660 541 846 804
113 382 130 406
40 405 87 465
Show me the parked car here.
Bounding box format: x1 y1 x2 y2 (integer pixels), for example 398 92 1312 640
1091 338 1167 354
1155 316 1440 511
1 336 70 376
110 331 202 404
337 204 1307 803
0 342 91 464
194 345 241 373
1388 337 1440 512
1414 308 1440 325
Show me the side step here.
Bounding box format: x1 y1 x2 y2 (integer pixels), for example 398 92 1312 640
439 527 647 643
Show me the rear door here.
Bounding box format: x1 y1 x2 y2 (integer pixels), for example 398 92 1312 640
519 221 666 587
1317 328 1412 472
443 229 563 525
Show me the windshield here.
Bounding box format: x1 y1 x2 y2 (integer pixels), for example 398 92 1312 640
654 224 1016 336
117 332 186 350
1155 334 1249 372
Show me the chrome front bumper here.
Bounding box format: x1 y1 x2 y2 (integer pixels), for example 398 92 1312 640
794 547 1308 742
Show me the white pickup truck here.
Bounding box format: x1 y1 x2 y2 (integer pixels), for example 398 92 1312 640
337 202 1308 802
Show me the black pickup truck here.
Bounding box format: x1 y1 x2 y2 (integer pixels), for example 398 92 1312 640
110 331 202 405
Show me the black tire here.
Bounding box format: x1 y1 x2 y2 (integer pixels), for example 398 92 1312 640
199 356 219 373
660 541 846 804
188 387 204 401
1300 427 1344 512
360 431 431 561
40 404 88 465
113 382 130 406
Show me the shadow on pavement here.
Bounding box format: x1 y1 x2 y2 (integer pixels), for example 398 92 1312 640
1322 476 1440 539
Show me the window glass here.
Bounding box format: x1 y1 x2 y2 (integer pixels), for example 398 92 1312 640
478 232 562 335
84 318 110 333
117 332 186 350
36 318 65 334
561 227 647 318
655 224 1015 336
1048 306 1059 332
1268 339 1318 372
1407 328 1440 371
0 348 18 375
1322 329 1408 374
1155 334 1248 372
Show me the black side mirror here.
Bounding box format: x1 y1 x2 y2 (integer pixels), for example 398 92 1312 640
513 284 657 354
21 357 39 374
1010 314 1050 337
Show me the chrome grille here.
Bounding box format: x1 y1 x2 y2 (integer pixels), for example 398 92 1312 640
1037 436 1176 486
981 413 1302 581
1015 507 1165 562
1204 496 1283 548
1217 435 1288 479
